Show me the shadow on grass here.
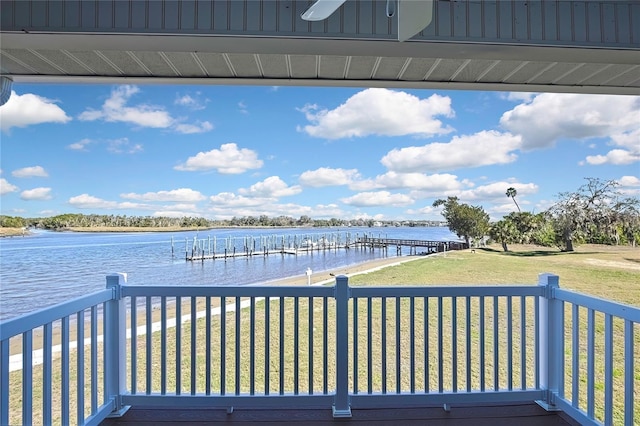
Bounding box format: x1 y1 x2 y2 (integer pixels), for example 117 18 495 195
476 248 598 257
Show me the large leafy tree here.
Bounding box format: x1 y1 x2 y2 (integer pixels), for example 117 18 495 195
546 178 639 251
433 197 490 247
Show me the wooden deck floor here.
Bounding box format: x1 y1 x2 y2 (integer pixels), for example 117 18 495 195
101 402 580 426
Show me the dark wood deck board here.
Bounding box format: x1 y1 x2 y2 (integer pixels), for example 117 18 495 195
101 403 580 426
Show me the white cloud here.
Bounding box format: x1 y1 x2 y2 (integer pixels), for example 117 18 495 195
238 101 248 114
0 91 71 132
107 138 143 154
341 191 414 207
380 131 521 173
582 128 640 166
619 175 640 187
205 201 346 221
68 194 149 210
350 172 465 193
584 149 640 166
238 176 302 198
68 138 93 151
78 85 213 134
175 143 263 174
209 192 272 208
121 188 206 202
79 85 173 128
455 181 539 203
20 187 52 201
298 88 454 139
503 92 537 103
12 166 48 178
500 93 640 150
174 121 214 134
175 93 208 110
299 167 360 187
0 178 18 195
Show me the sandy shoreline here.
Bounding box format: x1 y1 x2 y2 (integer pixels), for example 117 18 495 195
8 254 426 362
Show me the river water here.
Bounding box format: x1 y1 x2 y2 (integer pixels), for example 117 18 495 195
0 227 458 321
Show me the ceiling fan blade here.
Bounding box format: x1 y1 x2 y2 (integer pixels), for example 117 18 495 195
301 0 348 21
397 0 434 41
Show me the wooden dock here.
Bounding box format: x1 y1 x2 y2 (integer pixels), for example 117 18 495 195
357 236 468 255
181 232 468 262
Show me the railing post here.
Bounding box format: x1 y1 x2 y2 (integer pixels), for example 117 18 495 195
105 273 130 417
333 275 352 418
536 273 562 411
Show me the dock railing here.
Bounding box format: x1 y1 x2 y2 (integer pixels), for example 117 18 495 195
1 274 637 425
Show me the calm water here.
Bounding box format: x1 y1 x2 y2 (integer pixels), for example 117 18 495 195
0 227 458 321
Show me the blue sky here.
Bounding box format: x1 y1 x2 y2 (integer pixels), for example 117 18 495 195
0 84 638 222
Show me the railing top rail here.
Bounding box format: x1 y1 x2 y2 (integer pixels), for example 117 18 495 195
555 287 640 323
122 285 335 298
350 285 544 298
0 288 113 340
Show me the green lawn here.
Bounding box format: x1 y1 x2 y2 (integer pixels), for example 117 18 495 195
8 244 640 425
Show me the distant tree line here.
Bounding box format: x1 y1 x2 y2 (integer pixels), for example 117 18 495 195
0 213 444 231
434 178 640 252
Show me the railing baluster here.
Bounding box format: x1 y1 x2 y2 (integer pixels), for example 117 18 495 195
0 338 8 426
521 296 527 390
294 296 299 395
309 296 314 395
131 296 137 394
353 297 358 394
624 319 634 426
147 298 153 394
382 297 387 394
175 296 181 395
323 297 328 395
493 296 499 391
62 316 70 424
265 297 270 395
557 299 565 399
452 296 458 393
480 297 485 392
396 297 401 394
279 296 285 395
205 297 211 395
43 322 52 423
22 329 33 425
410 297 415 394
77 312 84 424
250 297 256 395
571 304 579 408
190 297 196 395
367 297 372 394
587 308 595 418
534 296 540 389
424 296 429 393
438 296 443 393
221 297 226 396
507 296 512 391
235 296 241 395
466 296 471 392
90 306 98 413
161 296 167 395
604 314 613 425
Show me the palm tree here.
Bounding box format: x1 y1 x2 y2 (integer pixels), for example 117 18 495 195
506 187 521 212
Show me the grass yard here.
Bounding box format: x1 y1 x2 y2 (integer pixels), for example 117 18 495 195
7 244 640 425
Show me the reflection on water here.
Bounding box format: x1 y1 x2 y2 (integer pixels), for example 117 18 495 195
0 227 458 320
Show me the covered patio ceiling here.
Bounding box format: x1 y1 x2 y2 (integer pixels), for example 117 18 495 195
1 0 639 96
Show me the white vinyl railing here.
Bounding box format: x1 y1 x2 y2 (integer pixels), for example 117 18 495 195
1 273 637 425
